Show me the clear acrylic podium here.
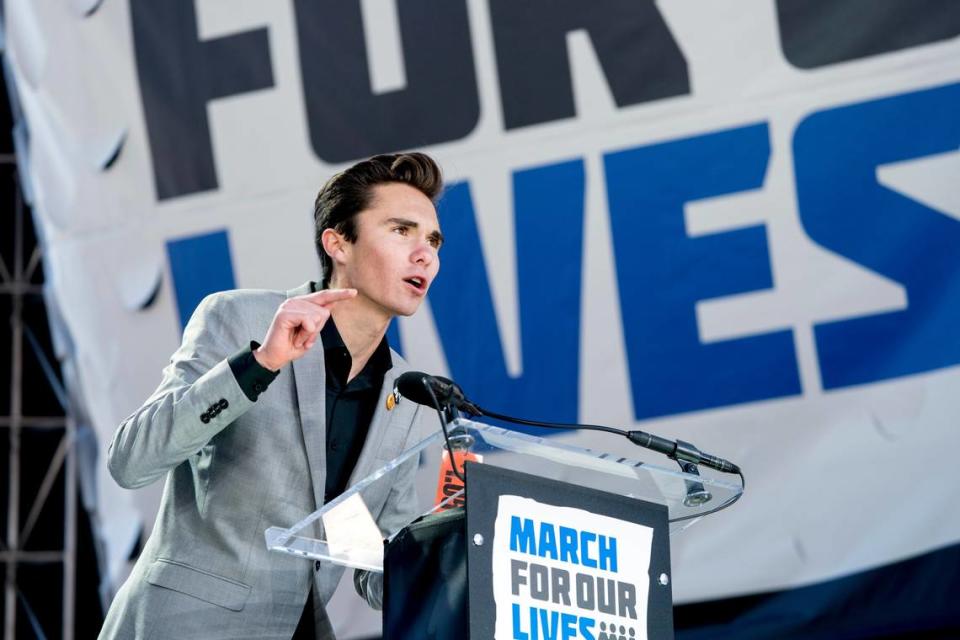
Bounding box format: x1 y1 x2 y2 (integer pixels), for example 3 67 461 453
264 417 742 573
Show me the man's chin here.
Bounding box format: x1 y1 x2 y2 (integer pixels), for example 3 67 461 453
392 297 425 317
394 304 421 318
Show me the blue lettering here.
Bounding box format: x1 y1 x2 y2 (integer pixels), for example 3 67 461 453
513 603 529 640
580 531 597 569
511 516 537 554
428 160 586 431
598 535 617 573
604 124 801 419
793 82 960 388
539 608 560 640
538 521 558 560
579 617 596 640
560 613 577 640
167 229 236 331
558 526 579 565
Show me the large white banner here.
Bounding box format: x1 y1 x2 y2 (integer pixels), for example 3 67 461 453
4 0 959 636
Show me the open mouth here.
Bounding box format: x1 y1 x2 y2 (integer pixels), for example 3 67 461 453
403 276 426 292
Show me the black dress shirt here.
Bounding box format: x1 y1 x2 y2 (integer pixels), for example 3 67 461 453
228 341 279 401
318 317 392 503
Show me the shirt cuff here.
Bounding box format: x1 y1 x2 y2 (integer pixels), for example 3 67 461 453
228 341 280 402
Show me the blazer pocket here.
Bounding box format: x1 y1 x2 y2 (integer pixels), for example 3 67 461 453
146 558 251 611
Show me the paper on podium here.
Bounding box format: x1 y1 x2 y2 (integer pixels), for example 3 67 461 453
321 492 384 569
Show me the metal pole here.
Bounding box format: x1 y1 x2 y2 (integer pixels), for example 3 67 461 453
63 415 77 640
4 170 24 640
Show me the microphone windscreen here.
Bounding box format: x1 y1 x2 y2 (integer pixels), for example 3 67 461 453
394 371 437 407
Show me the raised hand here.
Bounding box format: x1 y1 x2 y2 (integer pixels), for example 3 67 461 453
253 288 357 371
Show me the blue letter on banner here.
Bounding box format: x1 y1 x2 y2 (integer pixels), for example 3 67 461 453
604 124 801 419
428 160 585 426
166 229 237 331
794 82 960 389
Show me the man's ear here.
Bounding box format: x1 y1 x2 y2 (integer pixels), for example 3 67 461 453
321 228 350 266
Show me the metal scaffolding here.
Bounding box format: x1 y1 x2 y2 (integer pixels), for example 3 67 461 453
1 160 76 640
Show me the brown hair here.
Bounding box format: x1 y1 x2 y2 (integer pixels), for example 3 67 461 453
314 153 443 285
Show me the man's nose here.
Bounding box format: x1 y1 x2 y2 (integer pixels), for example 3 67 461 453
411 240 435 265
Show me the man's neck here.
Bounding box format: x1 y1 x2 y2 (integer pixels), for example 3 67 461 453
327 296 391 381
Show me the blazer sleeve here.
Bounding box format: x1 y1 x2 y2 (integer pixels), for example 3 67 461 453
107 292 258 489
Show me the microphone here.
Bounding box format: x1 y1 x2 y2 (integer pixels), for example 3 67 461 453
626 430 740 474
394 372 480 414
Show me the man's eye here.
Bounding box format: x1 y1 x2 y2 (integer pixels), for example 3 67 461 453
393 226 408 235
429 238 442 249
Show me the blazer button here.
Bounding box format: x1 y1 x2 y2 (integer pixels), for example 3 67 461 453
218 399 228 410
253 382 264 393
201 413 210 424
314 560 321 572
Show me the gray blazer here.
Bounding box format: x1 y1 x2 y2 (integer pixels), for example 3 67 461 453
99 282 430 640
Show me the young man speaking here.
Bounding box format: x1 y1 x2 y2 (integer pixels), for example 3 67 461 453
100 153 444 639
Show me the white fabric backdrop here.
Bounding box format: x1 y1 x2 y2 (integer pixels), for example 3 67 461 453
4 1 959 636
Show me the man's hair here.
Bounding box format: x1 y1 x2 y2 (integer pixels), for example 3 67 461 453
314 152 444 285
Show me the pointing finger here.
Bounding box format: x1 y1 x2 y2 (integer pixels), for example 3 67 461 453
301 288 357 307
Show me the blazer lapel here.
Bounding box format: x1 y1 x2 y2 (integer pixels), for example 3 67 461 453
349 365 406 486
287 282 327 511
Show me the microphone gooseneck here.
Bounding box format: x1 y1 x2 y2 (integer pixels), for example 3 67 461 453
394 371 740 473
392 370 745 517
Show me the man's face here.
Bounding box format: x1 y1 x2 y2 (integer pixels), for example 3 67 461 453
332 182 443 319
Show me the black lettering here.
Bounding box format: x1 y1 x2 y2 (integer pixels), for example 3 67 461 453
575 573 595 610
489 0 688 129
529 563 550 601
551 568 571 606
511 559 528 596
293 0 479 163
442 470 462 496
130 0 273 200
617 580 638 619
596 576 616 614
776 0 960 69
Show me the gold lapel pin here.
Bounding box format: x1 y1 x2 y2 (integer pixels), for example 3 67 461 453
386 391 398 411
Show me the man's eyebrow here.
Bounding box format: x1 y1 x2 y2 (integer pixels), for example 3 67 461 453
387 217 444 245
385 217 419 228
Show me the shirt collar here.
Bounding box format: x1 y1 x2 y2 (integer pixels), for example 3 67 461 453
314 281 394 383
